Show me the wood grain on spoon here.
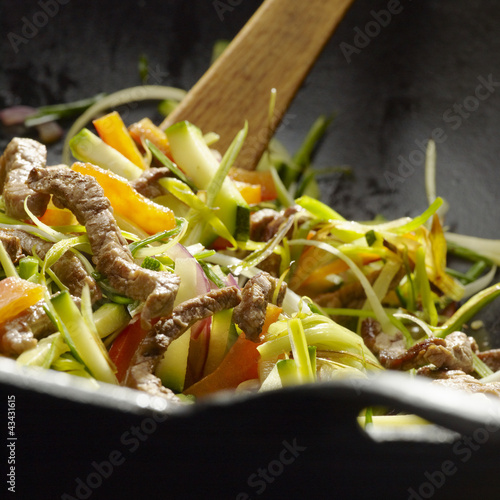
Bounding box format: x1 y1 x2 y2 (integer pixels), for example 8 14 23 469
161 0 354 170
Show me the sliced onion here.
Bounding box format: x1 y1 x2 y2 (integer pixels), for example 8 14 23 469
0 105 36 126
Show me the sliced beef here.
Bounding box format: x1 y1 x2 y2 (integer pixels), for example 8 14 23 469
477 349 500 372
361 319 475 373
27 165 180 321
130 167 171 199
125 286 242 399
0 228 100 300
0 230 23 263
0 137 50 219
0 301 54 356
250 205 301 242
233 272 286 342
421 369 500 397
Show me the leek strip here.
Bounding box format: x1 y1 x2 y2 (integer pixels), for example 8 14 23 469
295 195 345 221
24 198 67 242
462 265 497 300
390 197 443 235
146 140 197 191
269 165 294 208
434 283 500 338
393 312 433 339
63 85 186 165
129 223 185 256
160 178 237 248
293 115 333 169
288 318 315 383
415 246 438 327
446 234 500 266
206 121 248 207
425 139 437 207
322 308 376 318
472 353 494 379
16 332 68 369
0 240 18 278
288 239 394 333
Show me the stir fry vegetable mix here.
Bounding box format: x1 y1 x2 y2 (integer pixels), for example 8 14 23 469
1 96 500 405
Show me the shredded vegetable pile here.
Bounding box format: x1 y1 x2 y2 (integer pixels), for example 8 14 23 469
1 87 500 408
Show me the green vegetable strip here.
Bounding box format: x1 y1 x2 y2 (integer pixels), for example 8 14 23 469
206 121 248 207
435 283 500 337
129 223 184 256
24 93 106 127
293 115 333 170
288 318 315 383
415 246 438 327
288 239 394 334
0 241 19 278
391 197 443 235
472 353 494 379
159 178 237 247
146 140 197 191
269 165 294 208
295 195 345 221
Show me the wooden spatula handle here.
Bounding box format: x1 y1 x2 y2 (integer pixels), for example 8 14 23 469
162 0 354 169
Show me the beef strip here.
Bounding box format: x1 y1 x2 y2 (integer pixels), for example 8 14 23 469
0 138 50 219
250 205 301 242
233 272 287 342
0 228 100 300
0 229 23 263
130 167 171 199
125 286 242 399
0 301 53 356
27 165 180 321
361 318 475 372
420 369 500 397
477 349 500 372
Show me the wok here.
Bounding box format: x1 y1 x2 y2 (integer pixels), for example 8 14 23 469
1 1 500 498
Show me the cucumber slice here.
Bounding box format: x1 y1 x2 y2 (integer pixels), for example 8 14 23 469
166 121 250 242
92 303 130 338
69 128 143 180
51 291 117 384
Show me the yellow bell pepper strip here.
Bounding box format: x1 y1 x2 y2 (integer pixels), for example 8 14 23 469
233 180 262 205
39 207 77 227
71 162 176 235
93 111 145 169
0 277 45 325
228 167 277 201
128 117 173 161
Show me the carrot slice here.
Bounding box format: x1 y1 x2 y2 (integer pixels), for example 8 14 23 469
71 162 176 235
184 333 261 398
228 167 277 201
233 180 262 205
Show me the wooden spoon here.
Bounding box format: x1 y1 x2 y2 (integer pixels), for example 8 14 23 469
161 0 355 170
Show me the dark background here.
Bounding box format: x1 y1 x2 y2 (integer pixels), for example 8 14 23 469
1 1 500 498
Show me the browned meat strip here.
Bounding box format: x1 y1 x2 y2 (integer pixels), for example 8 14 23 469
233 272 286 342
0 138 50 219
421 369 500 397
477 349 500 372
250 206 301 242
361 318 475 373
0 228 100 300
125 286 242 399
27 165 180 321
0 301 54 356
0 230 23 263
130 167 171 199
